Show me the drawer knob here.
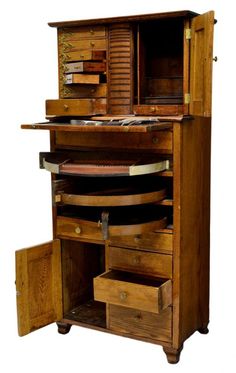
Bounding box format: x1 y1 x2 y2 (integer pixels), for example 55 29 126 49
90 41 95 47
134 313 142 321
150 106 156 113
90 29 94 34
80 54 84 59
152 137 159 144
133 256 141 265
75 226 81 234
119 291 127 301
63 104 69 111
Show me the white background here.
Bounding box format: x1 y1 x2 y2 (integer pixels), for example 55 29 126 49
0 0 235 371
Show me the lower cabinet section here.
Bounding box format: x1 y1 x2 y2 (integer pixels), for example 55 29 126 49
108 305 172 343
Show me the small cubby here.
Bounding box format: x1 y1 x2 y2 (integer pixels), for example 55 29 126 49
135 18 184 106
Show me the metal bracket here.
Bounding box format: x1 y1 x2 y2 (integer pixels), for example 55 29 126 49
185 28 191 40
101 211 109 240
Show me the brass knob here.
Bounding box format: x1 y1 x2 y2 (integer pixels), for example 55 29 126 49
80 54 84 59
119 291 127 301
90 88 96 93
152 137 159 144
90 41 95 47
90 29 94 34
63 104 69 111
150 107 156 113
75 226 81 234
213 56 218 62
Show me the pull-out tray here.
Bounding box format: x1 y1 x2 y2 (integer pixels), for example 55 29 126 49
94 270 172 313
40 152 169 177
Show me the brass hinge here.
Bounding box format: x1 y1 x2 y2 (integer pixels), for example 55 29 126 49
185 28 191 40
184 93 191 104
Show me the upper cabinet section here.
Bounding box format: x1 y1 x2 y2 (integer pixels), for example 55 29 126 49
46 10 215 119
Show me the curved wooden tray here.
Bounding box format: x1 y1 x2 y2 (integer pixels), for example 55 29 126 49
57 188 166 206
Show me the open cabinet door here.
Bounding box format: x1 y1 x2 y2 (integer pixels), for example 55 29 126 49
16 239 63 336
190 11 215 117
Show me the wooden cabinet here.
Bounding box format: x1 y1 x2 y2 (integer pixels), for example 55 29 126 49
16 10 215 364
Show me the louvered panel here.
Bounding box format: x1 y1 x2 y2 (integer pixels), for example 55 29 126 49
108 24 133 114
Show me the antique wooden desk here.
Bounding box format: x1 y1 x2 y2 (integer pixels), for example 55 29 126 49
16 10 215 363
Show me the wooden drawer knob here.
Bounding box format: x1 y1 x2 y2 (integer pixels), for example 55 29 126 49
90 29 94 34
134 313 142 321
63 104 69 111
75 226 81 234
150 106 156 113
119 291 127 301
90 41 95 47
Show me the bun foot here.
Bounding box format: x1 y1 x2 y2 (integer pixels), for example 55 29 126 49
57 321 72 335
198 326 209 334
163 345 183 364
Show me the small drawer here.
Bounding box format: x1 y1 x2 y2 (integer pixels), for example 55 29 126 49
133 104 183 116
61 39 106 52
46 98 107 116
93 270 172 314
59 26 106 41
62 83 107 98
109 305 172 342
109 232 173 254
65 61 106 74
61 50 106 62
108 246 172 278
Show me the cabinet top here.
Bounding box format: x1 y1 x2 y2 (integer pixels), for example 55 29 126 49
48 10 198 28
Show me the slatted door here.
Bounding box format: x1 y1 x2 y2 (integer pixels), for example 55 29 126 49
16 240 62 336
108 23 134 114
189 11 215 117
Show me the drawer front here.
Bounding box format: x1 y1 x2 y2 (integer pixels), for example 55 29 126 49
109 305 172 342
46 98 107 116
57 216 104 242
62 50 106 62
55 130 173 153
133 104 183 116
56 216 167 242
109 246 172 278
110 232 173 254
62 39 107 52
94 270 172 314
59 26 106 41
62 83 107 98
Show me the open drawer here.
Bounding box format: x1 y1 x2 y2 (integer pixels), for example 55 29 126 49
93 270 172 314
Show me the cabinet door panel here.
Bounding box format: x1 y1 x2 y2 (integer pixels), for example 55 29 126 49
15 239 62 336
190 11 214 117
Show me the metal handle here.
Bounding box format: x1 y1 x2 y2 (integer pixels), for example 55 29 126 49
75 226 81 234
120 291 127 301
213 56 218 62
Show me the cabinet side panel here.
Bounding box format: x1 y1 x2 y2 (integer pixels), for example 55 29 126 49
179 117 211 344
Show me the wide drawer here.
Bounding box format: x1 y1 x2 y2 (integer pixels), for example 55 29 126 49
46 98 107 116
133 104 183 116
108 305 172 342
55 130 173 153
57 215 167 242
93 270 172 313
108 246 172 278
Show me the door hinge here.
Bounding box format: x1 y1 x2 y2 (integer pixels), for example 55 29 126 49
184 93 191 104
185 28 191 40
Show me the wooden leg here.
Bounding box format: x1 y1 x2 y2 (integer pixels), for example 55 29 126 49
57 321 72 335
198 325 209 334
163 345 183 364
